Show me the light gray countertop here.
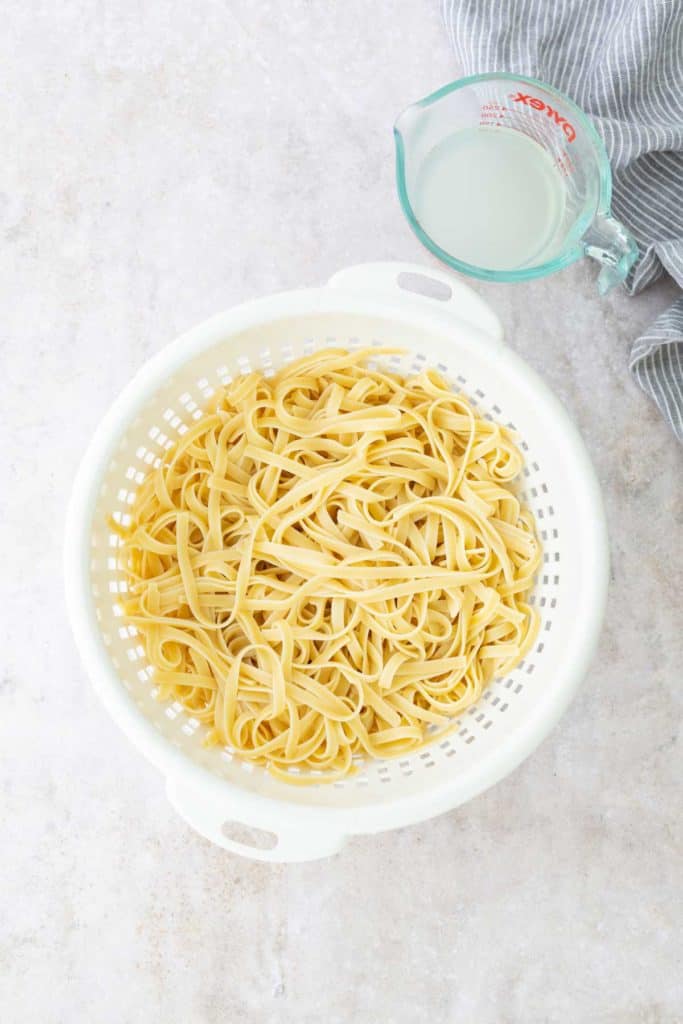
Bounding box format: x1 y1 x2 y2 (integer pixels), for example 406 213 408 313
2 3 681 1022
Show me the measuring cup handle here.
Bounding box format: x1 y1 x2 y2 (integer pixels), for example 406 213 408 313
583 215 638 295
327 262 503 342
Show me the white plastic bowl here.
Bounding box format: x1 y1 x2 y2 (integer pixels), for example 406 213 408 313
65 262 609 861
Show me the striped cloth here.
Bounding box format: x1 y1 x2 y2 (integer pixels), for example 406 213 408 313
443 0 683 441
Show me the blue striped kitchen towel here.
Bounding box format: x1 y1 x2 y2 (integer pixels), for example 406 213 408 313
443 0 683 441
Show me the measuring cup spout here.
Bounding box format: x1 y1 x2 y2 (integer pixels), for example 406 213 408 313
583 214 638 295
393 103 421 171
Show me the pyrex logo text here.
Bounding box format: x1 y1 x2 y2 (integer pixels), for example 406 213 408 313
510 92 576 142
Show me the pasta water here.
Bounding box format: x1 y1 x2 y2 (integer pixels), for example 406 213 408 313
413 126 567 271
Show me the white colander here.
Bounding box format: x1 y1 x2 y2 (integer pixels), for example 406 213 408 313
64 262 609 862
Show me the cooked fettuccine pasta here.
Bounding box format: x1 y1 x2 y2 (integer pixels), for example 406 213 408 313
115 348 541 781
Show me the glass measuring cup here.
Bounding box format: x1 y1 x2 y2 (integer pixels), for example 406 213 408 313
394 73 638 293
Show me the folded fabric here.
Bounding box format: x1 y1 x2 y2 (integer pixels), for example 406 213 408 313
443 0 683 440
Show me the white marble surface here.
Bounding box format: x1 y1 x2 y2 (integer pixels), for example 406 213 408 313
2 3 682 1022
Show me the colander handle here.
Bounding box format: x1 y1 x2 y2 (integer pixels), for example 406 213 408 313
166 778 346 862
327 261 503 343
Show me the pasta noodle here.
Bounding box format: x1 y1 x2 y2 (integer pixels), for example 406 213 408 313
115 348 541 782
